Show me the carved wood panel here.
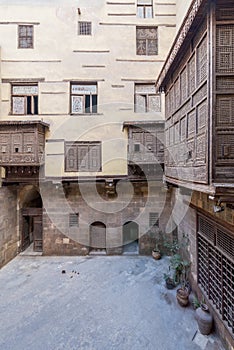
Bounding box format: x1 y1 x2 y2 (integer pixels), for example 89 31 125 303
216 25 234 73
197 35 207 85
216 95 234 126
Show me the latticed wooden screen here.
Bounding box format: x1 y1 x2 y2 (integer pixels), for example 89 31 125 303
215 2 234 180
197 214 234 336
164 15 208 184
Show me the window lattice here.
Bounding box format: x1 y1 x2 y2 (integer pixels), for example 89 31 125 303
18 25 33 49
198 215 215 243
197 36 207 85
69 213 79 227
216 25 234 73
78 21 92 35
197 215 234 336
216 95 234 126
136 27 158 55
149 212 159 227
188 55 196 94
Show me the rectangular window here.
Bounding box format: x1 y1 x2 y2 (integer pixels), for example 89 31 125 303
149 212 159 227
12 85 38 115
69 213 79 227
136 27 158 55
135 84 160 112
65 142 101 172
78 21 92 35
137 0 153 18
18 25 33 49
71 83 97 114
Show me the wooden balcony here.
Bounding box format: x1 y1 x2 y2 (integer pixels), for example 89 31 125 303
0 120 49 182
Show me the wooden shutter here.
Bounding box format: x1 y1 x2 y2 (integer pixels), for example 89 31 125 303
65 144 78 171
78 145 88 171
89 144 101 171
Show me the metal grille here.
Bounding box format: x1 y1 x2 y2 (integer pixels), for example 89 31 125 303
198 215 215 243
78 21 92 35
197 214 234 336
18 25 33 48
149 212 159 227
69 213 79 227
217 229 234 259
223 257 234 332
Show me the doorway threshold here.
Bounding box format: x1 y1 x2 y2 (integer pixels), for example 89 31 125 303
19 244 43 256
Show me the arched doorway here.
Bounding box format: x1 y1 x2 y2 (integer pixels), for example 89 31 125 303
20 186 43 252
122 221 139 254
89 222 106 254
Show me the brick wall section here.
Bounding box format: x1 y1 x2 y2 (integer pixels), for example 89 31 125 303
42 180 170 255
0 186 18 268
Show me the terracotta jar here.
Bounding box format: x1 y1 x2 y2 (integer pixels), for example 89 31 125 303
195 304 213 335
152 250 161 260
176 287 189 307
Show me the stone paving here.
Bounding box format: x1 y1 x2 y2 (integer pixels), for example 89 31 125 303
0 255 227 350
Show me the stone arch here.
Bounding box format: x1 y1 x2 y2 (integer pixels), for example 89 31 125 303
19 185 43 252
122 221 139 254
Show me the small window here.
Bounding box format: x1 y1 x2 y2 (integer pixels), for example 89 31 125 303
135 84 161 112
11 85 38 115
71 83 97 114
78 21 92 35
134 144 140 152
18 25 33 49
137 0 153 18
136 27 158 55
149 212 159 227
69 213 79 227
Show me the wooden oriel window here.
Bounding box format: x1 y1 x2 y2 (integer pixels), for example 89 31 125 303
11 84 38 115
71 83 97 114
137 0 153 18
18 25 33 48
136 27 158 55
78 21 92 35
65 142 101 172
135 84 160 112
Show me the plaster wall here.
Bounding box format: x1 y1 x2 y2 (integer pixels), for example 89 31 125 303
0 0 176 178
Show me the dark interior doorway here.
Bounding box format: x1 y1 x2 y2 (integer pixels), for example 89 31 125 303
123 221 139 255
21 188 43 252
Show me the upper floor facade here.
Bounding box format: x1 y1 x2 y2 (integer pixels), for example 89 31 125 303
0 0 178 182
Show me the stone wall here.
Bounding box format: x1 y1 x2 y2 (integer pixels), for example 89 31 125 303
42 180 169 255
170 188 234 350
0 186 18 268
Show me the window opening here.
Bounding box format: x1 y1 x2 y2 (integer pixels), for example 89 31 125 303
18 25 33 49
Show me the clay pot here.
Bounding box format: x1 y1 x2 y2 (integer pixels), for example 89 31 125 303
176 287 189 307
165 277 176 289
152 250 161 260
195 304 213 335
